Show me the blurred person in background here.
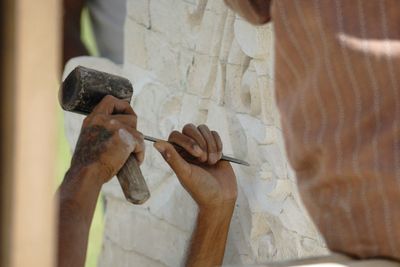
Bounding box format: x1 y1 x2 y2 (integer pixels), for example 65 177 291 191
63 0 126 65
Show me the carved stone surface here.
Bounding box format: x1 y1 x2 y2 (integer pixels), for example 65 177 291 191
63 1 328 266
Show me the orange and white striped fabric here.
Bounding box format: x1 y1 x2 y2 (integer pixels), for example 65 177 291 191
271 0 400 261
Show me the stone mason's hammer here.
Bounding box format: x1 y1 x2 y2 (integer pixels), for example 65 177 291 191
59 66 150 205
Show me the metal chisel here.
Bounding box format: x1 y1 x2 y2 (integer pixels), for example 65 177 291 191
144 135 250 166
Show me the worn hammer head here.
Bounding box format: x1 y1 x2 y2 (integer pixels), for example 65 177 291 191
59 66 151 205
59 66 133 114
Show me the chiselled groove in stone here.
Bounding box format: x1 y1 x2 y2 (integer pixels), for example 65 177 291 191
187 0 207 26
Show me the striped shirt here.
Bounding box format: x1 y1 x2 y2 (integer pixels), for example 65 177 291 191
271 0 400 259
271 0 400 260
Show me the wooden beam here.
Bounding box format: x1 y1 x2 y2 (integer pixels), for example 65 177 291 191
1 0 61 266
0 0 16 265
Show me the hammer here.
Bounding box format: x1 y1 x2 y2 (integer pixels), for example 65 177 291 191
59 66 150 205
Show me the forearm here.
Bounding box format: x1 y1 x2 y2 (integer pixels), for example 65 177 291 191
57 166 102 267
224 0 272 25
63 0 88 65
185 204 235 267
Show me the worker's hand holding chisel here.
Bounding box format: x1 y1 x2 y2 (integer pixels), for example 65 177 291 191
153 124 238 266
154 124 238 208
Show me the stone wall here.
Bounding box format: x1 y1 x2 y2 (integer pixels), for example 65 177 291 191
63 0 328 266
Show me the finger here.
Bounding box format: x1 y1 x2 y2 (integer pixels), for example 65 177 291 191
198 124 218 165
125 129 145 164
154 141 192 181
92 95 135 115
109 114 137 128
133 131 146 165
116 128 137 155
168 131 203 158
110 119 145 164
84 113 107 126
182 124 207 150
211 130 223 161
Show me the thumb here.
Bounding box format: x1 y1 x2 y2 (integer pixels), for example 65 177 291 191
154 141 192 180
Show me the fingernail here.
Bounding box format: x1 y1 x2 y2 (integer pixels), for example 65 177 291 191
154 142 165 153
209 153 218 164
193 145 203 155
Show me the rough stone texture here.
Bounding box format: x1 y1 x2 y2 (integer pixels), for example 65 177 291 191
63 1 328 266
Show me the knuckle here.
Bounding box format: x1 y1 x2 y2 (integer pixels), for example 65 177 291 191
189 139 198 149
199 154 208 163
91 114 107 125
104 95 115 102
130 115 137 126
133 132 145 146
121 101 134 111
107 118 118 127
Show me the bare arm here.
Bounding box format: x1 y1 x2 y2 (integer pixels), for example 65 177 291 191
57 96 145 267
63 0 89 66
224 0 272 25
154 124 237 267
186 205 235 266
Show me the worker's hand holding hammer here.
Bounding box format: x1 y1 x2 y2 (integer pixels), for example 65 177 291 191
70 95 145 184
58 95 145 267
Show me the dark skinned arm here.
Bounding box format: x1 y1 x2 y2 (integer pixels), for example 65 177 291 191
154 124 238 266
63 0 89 66
57 96 145 267
224 0 272 25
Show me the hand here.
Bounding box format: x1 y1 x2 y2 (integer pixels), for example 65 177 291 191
154 124 237 209
70 95 145 184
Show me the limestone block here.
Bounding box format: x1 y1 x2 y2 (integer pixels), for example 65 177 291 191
149 0 198 49
99 239 167 267
124 20 148 69
63 1 329 266
125 18 196 89
101 197 191 267
126 0 150 29
234 18 272 60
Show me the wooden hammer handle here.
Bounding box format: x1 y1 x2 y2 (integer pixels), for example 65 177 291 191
117 154 150 204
